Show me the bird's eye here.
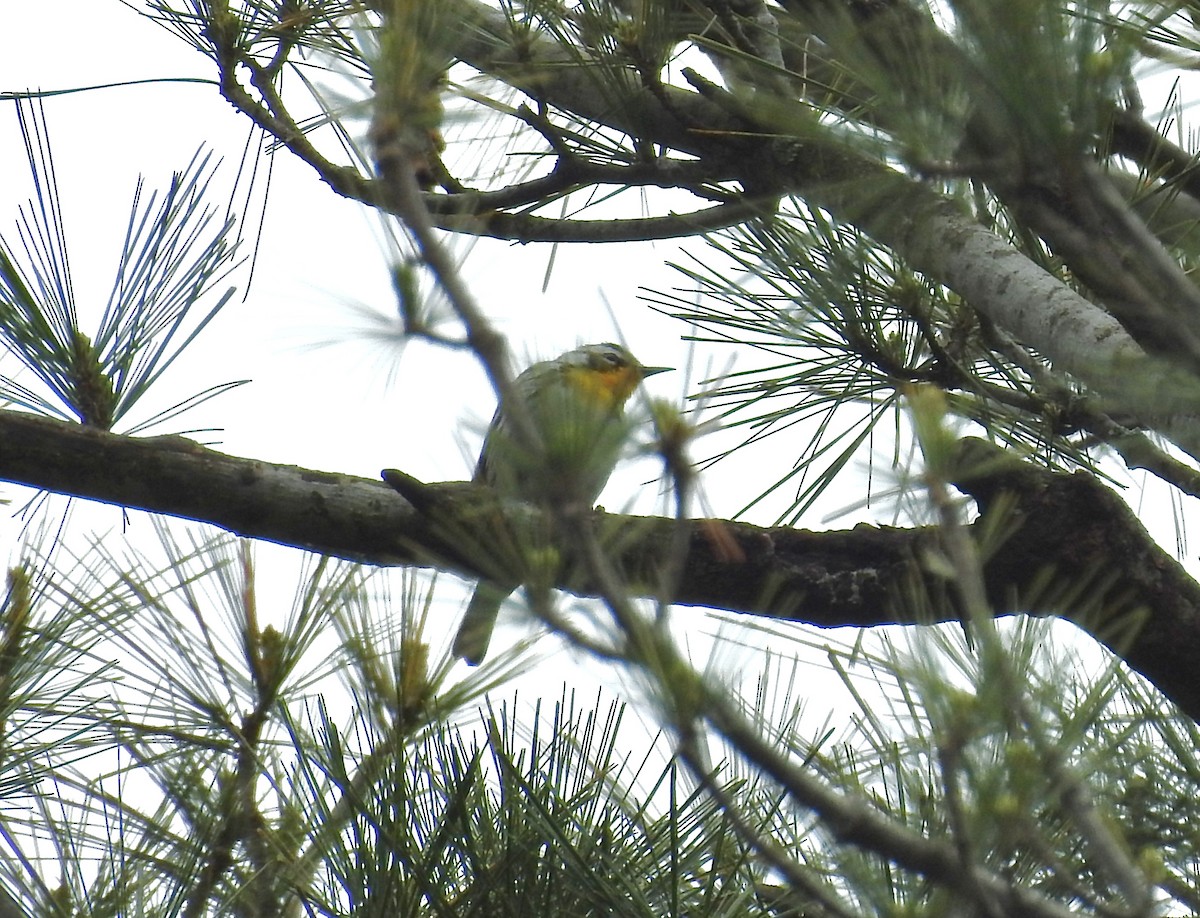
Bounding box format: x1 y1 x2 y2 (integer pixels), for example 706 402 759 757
602 350 623 367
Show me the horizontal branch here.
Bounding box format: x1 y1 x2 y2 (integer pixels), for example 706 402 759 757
428 197 774 242
1 408 1199 722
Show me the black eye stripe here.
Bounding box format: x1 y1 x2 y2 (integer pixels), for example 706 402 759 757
589 352 617 368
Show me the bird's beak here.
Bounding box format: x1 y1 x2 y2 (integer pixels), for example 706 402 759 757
640 365 673 378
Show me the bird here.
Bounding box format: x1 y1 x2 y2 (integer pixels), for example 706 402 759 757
452 342 671 665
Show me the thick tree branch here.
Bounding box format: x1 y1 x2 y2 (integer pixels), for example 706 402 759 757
1 408 1199 722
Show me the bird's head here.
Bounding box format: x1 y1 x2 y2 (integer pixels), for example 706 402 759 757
558 342 671 410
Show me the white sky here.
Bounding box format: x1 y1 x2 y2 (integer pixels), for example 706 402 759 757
0 1 1190 751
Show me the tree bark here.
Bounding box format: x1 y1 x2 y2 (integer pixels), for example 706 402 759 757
1 408 1196 722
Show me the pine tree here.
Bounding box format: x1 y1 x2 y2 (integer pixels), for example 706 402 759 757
1 0 1199 914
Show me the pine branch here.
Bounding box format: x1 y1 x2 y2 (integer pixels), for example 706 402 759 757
0 408 1198 723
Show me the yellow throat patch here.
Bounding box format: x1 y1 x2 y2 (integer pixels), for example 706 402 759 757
561 363 641 411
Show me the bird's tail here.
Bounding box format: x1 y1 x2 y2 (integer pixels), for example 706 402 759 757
453 582 512 665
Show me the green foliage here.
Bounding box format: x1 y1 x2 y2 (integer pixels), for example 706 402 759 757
0 100 243 433
0 528 789 915
655 203 1107 522
3 517 1171 916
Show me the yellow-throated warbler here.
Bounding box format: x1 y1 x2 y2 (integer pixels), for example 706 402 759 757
453 342 671 664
